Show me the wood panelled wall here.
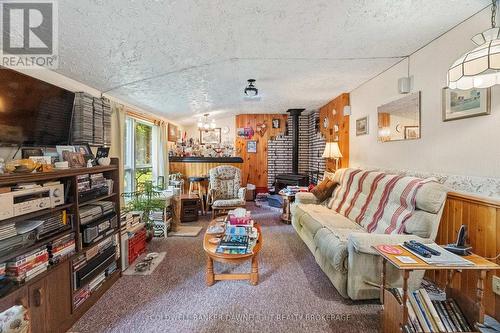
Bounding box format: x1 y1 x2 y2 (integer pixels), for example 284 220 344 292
235 114 288 190
319 93 350 170
426 192 500 320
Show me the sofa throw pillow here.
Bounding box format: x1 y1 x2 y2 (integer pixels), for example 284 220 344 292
311 178 337 202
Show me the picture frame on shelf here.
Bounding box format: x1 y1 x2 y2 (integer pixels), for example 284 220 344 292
74 144 95 165
96 147 110 159
356 116 368 136
442 87 491 121
200 128 221 144
247 140 257 153
56 145 76 162
62 151 86 168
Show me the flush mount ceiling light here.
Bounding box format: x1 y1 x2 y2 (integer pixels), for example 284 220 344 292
448 0 500 89
244 79 258 96
197 113 216 131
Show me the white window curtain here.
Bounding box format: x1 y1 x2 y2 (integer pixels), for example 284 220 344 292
155 122 169 188
109 101 126 205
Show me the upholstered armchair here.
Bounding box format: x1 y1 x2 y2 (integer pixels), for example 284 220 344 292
207 165 246 218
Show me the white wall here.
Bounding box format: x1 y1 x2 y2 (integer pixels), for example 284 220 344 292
350 8 500 180
184 115 236 144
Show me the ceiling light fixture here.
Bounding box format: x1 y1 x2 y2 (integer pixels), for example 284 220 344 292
197 113 216 131
448 0 500 89
244 79 258 96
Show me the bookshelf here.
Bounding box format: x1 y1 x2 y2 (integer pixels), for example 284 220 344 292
0 158 121 333
374 245 499 333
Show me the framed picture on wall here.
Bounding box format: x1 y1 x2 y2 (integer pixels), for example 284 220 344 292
247 140 257 153
200 128 221 144
404 126 420 140
356 116 368 136
168 123 178 142
442 87 491 121
272 118 280 128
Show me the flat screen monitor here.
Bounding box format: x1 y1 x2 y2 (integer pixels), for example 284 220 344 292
0 68 75 146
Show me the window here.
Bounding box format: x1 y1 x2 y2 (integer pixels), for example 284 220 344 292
124 117 160 193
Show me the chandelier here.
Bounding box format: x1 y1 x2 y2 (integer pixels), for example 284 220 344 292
448 0 500 89
197 113 216 131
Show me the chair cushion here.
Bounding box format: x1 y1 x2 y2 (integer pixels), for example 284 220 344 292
209 166 242 199
212 198 246 208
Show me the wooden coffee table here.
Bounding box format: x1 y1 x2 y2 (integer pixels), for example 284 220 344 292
203 218 262 286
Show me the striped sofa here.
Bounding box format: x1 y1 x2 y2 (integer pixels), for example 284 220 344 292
291 168 448 300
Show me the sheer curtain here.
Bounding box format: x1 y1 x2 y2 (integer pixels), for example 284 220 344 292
109 101 126 204
156 121 169 187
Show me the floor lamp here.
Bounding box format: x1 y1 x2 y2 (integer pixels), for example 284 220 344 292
322 142 343 172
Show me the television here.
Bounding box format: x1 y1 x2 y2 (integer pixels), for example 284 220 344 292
0 67 75 146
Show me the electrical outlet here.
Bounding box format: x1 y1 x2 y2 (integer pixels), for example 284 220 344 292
493 276 500 296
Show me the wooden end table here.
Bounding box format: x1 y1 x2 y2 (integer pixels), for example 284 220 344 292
279 191 295 224
374 245 499 332
203 218 262 286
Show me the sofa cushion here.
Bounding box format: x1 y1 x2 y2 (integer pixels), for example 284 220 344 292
415 182 447 214
294 204 364 238
314 227 367 273
402 210 437 238
311 178 337 202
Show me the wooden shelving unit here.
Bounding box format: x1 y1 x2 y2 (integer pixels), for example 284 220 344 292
375 245 499 333
0 158 121 333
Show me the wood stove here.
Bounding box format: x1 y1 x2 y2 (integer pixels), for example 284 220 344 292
275 108 309 191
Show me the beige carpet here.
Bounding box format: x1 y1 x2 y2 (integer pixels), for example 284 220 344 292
168 225 203 237
71 203 380 333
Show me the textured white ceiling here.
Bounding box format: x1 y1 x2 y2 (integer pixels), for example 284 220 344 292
56 0 489 124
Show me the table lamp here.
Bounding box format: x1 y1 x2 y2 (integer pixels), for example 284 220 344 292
322 142 343 171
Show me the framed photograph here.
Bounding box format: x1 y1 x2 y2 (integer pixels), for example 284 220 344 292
62 151 86 168
74 144 95 164
200 128 221 144
356 117 368 136
168 123 178 142
404 126 420 140
442 87 491 121
96 147 110 159
272 118 280 129
56 145 75 162
247 140 257 153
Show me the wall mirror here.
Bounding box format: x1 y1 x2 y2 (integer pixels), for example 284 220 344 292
377 91 421 142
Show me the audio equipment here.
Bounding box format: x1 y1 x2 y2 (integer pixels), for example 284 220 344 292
73 245 116 289
0 183 64 221
81 214 118 246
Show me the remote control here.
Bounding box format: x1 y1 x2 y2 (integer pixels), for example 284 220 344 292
409 240 441 256
403 241 431 258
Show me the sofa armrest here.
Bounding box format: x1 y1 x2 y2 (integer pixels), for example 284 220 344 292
238 187 246 201
294 192 319 205
348 233 432 255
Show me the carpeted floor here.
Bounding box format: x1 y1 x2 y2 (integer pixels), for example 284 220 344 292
70 203 381 333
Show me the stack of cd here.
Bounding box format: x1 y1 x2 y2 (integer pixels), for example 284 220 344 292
102 98 112 146
90 173 106 189
0 222 17 241
79 201 115 225
79 205 103 225
77 174 91 192
72 92 94 143
93 97 104 144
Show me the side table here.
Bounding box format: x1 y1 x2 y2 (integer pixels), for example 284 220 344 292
279 191 295 224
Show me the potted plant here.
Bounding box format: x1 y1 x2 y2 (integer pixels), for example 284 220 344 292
122 180 166 242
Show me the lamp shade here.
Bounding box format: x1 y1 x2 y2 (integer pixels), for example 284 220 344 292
322 142 342 159
448 27 500 89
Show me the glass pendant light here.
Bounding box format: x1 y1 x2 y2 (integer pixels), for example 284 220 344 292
448 0 500 89
197 113 216 131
